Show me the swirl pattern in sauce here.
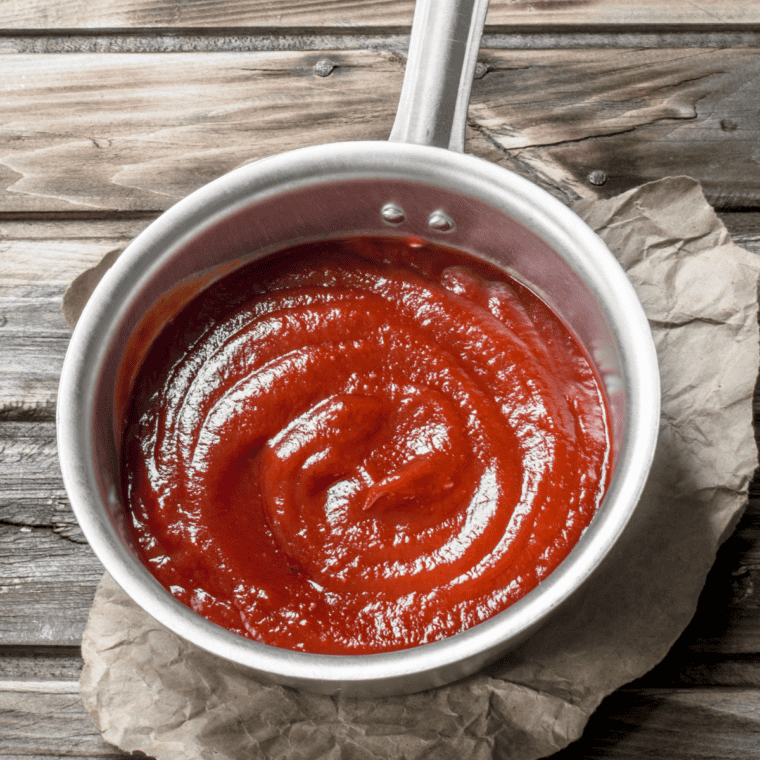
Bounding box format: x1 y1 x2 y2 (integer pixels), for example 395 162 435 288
122 236 611 654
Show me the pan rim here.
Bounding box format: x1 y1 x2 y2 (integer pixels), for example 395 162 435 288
58 140 660 696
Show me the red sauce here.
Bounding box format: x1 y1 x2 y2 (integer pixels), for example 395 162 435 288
121 236 611 654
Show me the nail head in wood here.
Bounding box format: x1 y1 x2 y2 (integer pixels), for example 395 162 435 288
474 62 488 79
314 59 335 77
587 170 607 186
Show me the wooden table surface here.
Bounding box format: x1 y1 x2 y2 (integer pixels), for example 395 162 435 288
2 0 760 757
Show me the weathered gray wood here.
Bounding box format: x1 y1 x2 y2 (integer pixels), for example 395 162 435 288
0 679 758 759
0 221 148 417
472 48 760 208
1 49 760 213
555 687 760 759
641 653 760 688
1 420 759 651
0 521 102 645
0 50 402 213
722 212 760 251
0 0 757 30
0 422 82 541
0 680 123 758
679 508 760 654
0 424 103 644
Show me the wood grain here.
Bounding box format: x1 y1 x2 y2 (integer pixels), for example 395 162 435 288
0 221 147 417
640 652 760 688
556 687 760 759
0 527 101 645
0 51 401 212
472 48 760 207
0 0 757 30
0 679 758 760
0 646 83 681
3 31 759 55
0 680 121 758
2 49 760 214
680 507 760 654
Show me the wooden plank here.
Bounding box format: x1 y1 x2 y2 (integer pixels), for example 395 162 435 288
472 48 760 208
0 0 758 31
0 50 400 213
0 220 150 417
679 499 760 654
1 419 759 651
0 420 104 645
640 653 760 688
0 646 83 681
555 687 760 759
0 520 102 645
0 422 83 540
1 49 760 214
0 679 757 760
0 680 122 758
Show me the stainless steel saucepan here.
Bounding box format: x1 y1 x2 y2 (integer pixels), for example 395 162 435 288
57 0 660 697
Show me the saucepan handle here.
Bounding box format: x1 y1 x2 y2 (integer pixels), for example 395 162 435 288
389 0 490 153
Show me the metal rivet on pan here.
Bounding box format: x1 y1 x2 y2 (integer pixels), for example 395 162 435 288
380 203 406 225
314 59 335 77
474 62 489 79
428 210 455 232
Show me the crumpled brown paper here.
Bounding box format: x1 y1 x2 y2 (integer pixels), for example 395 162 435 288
72 177 759 760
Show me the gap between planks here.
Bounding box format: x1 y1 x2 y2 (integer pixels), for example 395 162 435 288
2 30 760 53
3 48 760 210
2 643 760 688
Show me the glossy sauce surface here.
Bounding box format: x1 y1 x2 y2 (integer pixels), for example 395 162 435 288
122 236 612 654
